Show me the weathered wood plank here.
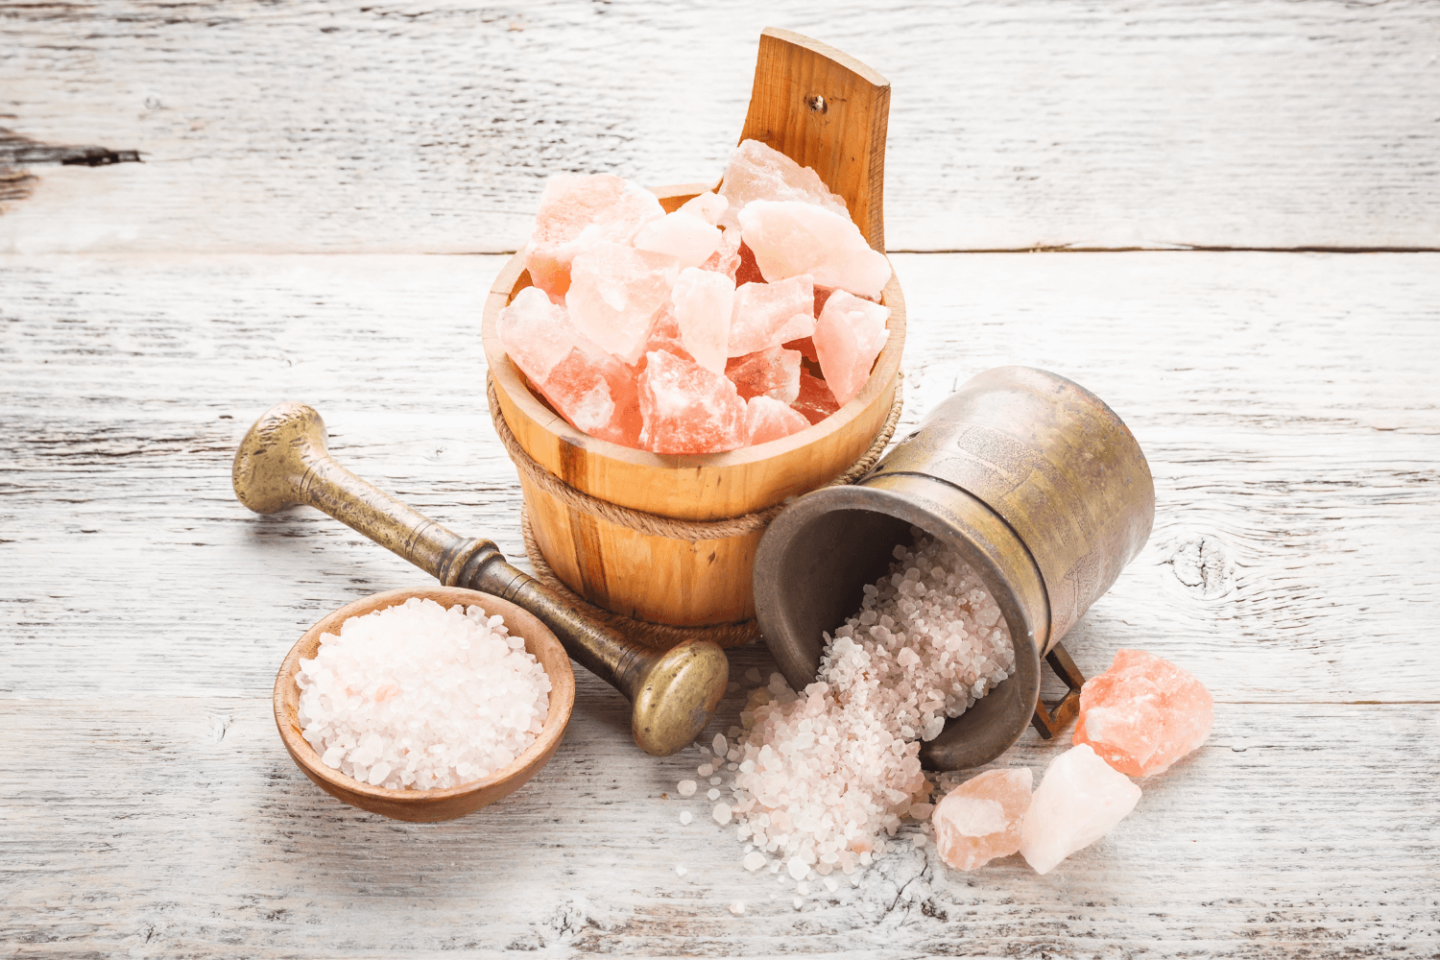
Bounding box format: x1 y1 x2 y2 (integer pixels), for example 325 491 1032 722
0 692 1436 956
3 252 1437 704
1 1 1437 254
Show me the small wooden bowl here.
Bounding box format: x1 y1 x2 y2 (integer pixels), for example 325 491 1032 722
273 586 576 822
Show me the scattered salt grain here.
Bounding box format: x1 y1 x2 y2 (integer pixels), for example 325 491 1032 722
680 811 693 825
729 901 745 916
677 779 697 797
698 763 714 777
709 776 721 785
824 878 839 893
713 734 728 756
713 803 733 825
296 597 550 791
797 881 810 895
675 865 688 877
793 897 804 910
743 852 767 872
708 788 721 801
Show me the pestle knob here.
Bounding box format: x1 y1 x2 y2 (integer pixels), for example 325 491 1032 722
233 401 728 757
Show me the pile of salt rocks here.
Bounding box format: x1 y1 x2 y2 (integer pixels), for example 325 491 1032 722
682 532 1214 896
499 140 892 454
297 598 551 791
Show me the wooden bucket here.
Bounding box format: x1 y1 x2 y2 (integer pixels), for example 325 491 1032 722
481 29 906 634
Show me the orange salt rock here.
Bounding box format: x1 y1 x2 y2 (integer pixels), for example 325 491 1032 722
726 347 801 404
813 289 890 406
1074 649 1214 778
525 174 663 298
638 350 747 454
933 768 1033 872
729 275 815 357
640 305 693 365
745 396 810 445
671 267 734 374
791 372 841 425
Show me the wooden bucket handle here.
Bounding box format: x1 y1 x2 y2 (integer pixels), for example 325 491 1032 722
737 27 891 252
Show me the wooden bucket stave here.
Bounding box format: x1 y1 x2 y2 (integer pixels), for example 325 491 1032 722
480 29 905 636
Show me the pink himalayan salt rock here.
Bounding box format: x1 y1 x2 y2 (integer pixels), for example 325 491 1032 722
791 372 840 425
640 305 692 364
738 200 892 301
670 268 734 374
812 285 837 319
1019 744 1141 875
634 209 722 269
726 347 801 404
566 242 679 363
701 227 742 281
1074 649 1214 778
525 174 664 298
745 396 810 445
678 191 728 225
638 350 746 454
933 768 1033 872
497 287 640 447
813 290 890 406
729 275 815 357
718 139 850 229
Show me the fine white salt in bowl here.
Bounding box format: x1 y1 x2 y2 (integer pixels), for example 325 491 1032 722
273 586 575 822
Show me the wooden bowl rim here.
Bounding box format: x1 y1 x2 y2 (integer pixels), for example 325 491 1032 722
480 183 906 471
273 586 576 810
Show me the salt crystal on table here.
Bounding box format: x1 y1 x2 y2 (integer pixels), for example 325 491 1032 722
678 779 697 797
718 139 850 228
713 803 733 825
675 865 687 877
708 788 720 801
743 851 766 872
791 371 842 425
680 811 693 825
727 347 801 403
525 174 664 298
567 242 679 362
1019 744 1141 875
713 733 728 756
933 768 1033 872
813 290 890 406
729 901 745 916
670 267 734 374
729 275 815 356
1074 648 1214 778
745 396 810 445
738 200 892 300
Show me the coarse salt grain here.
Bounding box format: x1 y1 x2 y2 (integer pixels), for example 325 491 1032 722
297 597 549 791
678 779 697 797
714 530 1015 881
680 811 693 825
729 901 745 915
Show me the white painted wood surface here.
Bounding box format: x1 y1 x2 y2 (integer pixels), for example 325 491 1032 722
3 2 1439 956
2 1 1439 254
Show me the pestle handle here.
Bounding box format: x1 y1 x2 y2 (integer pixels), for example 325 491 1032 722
233 402 728 757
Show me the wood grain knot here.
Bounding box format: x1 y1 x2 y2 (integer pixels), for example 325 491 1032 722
1167 533 1233 599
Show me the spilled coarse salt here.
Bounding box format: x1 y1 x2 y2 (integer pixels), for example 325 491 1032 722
729 901 745 916
296 597 550 791
680 811 694 825
715 531 1015 880
678 779 697 797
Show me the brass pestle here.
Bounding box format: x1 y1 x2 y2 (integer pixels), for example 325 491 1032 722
233 402 729 757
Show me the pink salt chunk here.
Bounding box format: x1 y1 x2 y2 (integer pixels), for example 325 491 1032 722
734 240 765 287
566 242 679 363
524 174 663 298
679 191 728 225
745 396 810 445
641 305 693 364
738 200 892 300
638 350 746 454
726 347 801 404
633 209 722 269
933 768 1033 872
1074 649 1214 778
791 372 840 425
718 139 850 229
701 227 742 282
671 267 735 374
729 275 815 357
1020 744 1140 875
498 288 639 447
813 290 890 406
812 285 837 319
